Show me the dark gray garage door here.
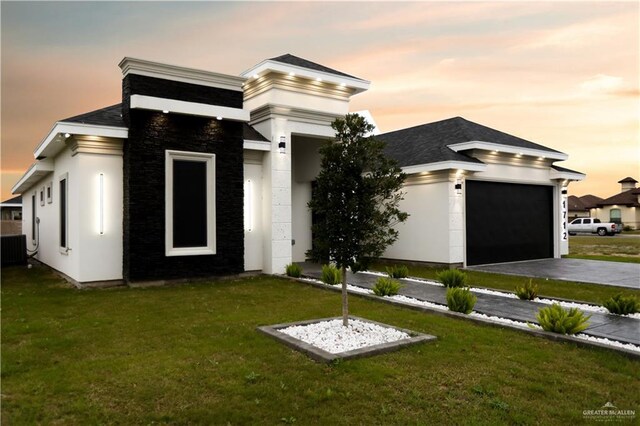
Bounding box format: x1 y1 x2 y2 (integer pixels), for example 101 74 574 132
466 181 553 266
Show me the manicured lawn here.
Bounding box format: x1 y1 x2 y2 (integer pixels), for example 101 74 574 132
372 262 639 305
566 235 640 264
2 266 639 424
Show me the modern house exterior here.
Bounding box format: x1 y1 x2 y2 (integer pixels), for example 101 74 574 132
1 195 22 236
12 55 584 285
590 177 640 229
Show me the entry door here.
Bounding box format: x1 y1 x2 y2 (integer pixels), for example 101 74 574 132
466 181 553 266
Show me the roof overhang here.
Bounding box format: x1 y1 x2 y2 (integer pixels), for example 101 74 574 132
119 57 246 92
34 122 129 160
11 160 55 194
401 160 487 175
549 169 586 182
241 59 370 95
448 141 568 161
243 139 271 151
130 95 250 122
0 203 21 208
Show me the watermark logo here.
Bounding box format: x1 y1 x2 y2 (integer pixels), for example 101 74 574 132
583 402 636 422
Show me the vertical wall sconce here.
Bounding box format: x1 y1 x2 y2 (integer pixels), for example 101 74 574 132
278 136 286 154
455 178 463 196
244 179 253 232
99 173 104 235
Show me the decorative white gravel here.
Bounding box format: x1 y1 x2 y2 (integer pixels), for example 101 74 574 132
295 275 640 353
279 318 411 354
359 271 640 320
574 333 640 353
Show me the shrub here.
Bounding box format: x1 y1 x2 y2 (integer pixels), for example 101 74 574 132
373 277 402 296
321 264 341 285
623 225 633 232
437 269 467 288
350 258 371 273
446 287 477 314
536 304 591 335
386 265 409 279
603 294 640 315
514 279 538 301
285 263 302 278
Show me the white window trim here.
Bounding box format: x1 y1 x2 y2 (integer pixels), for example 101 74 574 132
59 173 69 255
165 150 216 257
40 186 45 206
46 182 52 204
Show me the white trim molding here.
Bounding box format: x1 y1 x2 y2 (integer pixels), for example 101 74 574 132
401 161 487 176
70 136 124 156
447 141 568 161
165 150 216 257
241 59 370 95
130 95 250 122
34 122 128 160
119 57 246 92
243 139 271 151
11 160 55 194
549 168 586 181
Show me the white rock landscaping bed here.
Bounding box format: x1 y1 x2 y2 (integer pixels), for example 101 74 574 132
299 275 640 355
279 318 411 354
360 271 640 319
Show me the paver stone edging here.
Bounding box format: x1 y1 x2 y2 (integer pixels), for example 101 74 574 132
284 275 640 360
257 315 436 363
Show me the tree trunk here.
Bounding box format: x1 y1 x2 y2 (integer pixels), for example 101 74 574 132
342 265 349 326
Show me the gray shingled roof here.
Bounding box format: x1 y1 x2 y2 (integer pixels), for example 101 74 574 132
243 123 268 142
551 165 583 174
62 104 124 127
1 195 22 205
379 117 563 168
597 188 640 207
270 54 361 80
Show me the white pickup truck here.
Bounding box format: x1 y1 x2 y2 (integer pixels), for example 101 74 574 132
568 218 620 236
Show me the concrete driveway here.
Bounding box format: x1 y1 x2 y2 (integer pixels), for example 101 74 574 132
467 258 640 289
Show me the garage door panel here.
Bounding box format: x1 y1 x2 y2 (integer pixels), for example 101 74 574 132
466 181 553 266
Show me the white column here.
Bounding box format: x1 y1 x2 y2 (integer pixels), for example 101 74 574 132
263 118 292 274
449 172 465 265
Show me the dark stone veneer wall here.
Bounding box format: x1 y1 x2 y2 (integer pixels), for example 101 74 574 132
122 74 244 281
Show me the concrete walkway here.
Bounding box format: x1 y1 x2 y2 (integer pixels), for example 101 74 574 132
299 263 640 346
467 258 640 289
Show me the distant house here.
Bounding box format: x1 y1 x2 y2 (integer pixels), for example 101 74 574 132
591 177 640 229
11 55 584 286
568 194 602 220
1 195 22 235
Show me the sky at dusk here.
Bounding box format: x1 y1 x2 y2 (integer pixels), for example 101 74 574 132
1 1 638 201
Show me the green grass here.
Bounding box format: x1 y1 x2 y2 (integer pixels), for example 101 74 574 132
566 235 640 264
2 266 639 424
371 262 639 306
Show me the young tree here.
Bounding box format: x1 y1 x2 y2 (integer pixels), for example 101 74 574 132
308 113 408 326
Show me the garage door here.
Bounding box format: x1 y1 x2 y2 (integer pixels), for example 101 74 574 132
466 181 553 266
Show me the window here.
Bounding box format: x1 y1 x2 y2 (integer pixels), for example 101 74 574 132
40 187 45 206
31 194 36 243
165 150 215 256
610 208 622 224
46 182 52 204
572 219 581 225
59 174 68 252
593 218 601 223
583 219 590 224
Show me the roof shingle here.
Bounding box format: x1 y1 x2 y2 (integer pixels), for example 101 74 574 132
269 54 361 80
378 116 561 168
61 104 125 127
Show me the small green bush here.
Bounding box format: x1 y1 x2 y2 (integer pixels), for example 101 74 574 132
446 287 477 314
437 269 467 288
603 294 640 315
350 258 371 273
285 263 302 278
373 277 402 296
623 225 633 232
514 279 538 301
321 264 341 285
536 304 591 335
386 265 409 279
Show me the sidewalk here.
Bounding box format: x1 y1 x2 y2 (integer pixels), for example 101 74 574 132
299 263 640 346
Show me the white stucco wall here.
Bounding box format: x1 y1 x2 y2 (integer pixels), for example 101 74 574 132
244 155 264 271
383 179 452 264
20 141 123 283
